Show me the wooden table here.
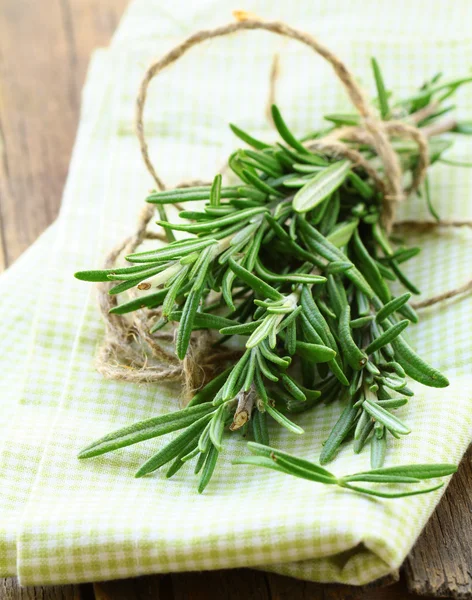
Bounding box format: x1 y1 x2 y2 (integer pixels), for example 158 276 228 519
0 1 471 598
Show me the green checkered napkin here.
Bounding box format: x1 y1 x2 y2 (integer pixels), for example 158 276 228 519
1 0 471 586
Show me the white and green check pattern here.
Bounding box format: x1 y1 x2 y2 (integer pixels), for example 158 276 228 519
1 0 471 587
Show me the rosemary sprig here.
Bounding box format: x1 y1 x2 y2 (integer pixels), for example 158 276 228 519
76 60 470 493
235 442 457 499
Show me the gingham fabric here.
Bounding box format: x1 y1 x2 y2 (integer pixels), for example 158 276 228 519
1 0 471 586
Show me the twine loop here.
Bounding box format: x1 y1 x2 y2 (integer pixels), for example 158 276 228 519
135 19 430 231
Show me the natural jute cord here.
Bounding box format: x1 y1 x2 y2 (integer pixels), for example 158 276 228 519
95 16 472 397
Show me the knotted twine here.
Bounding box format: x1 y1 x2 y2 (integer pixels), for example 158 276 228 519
95 16 472 401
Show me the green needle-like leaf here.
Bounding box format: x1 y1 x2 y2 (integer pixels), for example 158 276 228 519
320 398 358 464
299 219 374 297
371 57 390 119
170 311 236 331
187 368 232 407
241 168 284 197
281 374 306 402
252 410 270 446
371 431 387 468
78 404 215 459
198 444 220 493
350 316 375 329
246 314 279 348
210 174 222 207
293 161 351 213
424 174 440 221
352 230 390 304
264 403 304 434
157 206 267 233
376 293 411 323
228 258 283 300
209 404 226 451
326 219 359 248
126 238 217 263
165 437 199 479
361 463 457 479
377 397 408 409
392 336 449 388
135 414 212 478
147 186 240 204
338 306 368 370
109 289 168 315
363 399 411 436
365 319 409 354
221 350 251 400
247 443 337 482
229 123 271 150
295 342 336 363
176 287 204 359
341 481 444 499
271 104 309 154
255 259 326 284
324 113 360 126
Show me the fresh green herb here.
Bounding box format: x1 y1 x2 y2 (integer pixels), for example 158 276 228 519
235 442 456 499
76 63 463 493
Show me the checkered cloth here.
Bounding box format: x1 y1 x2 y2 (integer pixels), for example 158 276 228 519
1 0 471 586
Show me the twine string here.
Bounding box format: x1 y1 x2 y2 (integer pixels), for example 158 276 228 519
135 19 430 231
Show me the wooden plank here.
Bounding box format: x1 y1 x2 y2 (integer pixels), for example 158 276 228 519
93 575 173 600
0 578 85 600
404 444 472 598
266 572 419 600
266 572 324 599
0 0 75 267
63 0 129 90
0 116 7 271
172 570 271 600
92 571 422 600
170 570 424 600
0 0 128 271
1 574 432 600
324 582 423 600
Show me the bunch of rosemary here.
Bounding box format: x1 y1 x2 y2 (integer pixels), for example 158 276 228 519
75 62 470 495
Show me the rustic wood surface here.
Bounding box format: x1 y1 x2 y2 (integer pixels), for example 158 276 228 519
0 1 469 598
404 445 472 599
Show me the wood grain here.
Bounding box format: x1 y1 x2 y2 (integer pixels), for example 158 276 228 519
0 0 128 270
265 573 324 600
172 570 271 600
0 0 470 599
93 575 173 600
405 445 472 598
0 0 74 267
0 578 86 600
94 571 427 600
